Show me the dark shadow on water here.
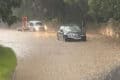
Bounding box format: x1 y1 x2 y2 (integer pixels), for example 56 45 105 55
64 38 87 42
104 66 120 80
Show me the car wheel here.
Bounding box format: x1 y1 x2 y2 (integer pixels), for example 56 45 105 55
63 38 67 42
63 35 67 42
82 36 87 41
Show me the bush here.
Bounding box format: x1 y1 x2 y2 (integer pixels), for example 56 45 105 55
0 46 17 80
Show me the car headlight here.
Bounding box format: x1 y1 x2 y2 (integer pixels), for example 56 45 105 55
44 25 48 31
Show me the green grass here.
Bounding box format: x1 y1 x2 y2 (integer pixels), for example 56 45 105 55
0 46 17 80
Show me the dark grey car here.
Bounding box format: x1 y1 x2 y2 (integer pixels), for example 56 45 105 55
57 25 86 41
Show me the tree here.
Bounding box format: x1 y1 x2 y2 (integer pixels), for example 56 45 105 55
0 0 21 25
16 0 89 26
89 0 120 22
63 0 88 25
31 0 65 21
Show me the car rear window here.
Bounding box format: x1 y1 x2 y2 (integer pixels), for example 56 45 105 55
30 23 34 26
36 22 42 26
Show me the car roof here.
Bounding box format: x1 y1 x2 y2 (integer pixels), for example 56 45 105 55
60 25 79 28
29 20 42 23
61 24 79 26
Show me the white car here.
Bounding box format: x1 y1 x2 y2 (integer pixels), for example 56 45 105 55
28 20 45 31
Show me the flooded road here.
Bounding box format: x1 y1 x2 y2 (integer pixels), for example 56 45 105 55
0 29 120 80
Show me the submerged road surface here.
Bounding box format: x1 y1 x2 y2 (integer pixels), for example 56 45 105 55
0 29 120 80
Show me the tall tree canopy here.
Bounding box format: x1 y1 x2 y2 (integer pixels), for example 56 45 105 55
1 0 120 25
17 0 88 25
89 0 120 22
63 0 88 24
0 0 21 25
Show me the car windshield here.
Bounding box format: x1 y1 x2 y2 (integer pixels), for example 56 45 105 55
36 22 42 26
30 23 34 26
64 26 81 32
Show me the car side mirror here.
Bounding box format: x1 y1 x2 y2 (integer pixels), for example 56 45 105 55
60 29 63 32
58 29 63 33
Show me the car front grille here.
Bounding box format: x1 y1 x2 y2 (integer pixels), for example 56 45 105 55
68 33 80 38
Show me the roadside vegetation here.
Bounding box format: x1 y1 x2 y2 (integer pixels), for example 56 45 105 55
0 46 17 80
1 0 120 26
0 0 21 26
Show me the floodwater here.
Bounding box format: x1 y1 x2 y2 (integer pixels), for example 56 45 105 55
0 29 120 80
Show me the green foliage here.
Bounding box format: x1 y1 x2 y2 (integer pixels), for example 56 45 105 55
0 0 21 25
0 46 17 80
64 0 80 5
16 0 88 25
89 0 120 22
63 0 88 25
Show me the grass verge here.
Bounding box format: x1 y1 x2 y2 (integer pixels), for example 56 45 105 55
0 46 17 80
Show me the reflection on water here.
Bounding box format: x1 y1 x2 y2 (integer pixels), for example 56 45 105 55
34 32 56 38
